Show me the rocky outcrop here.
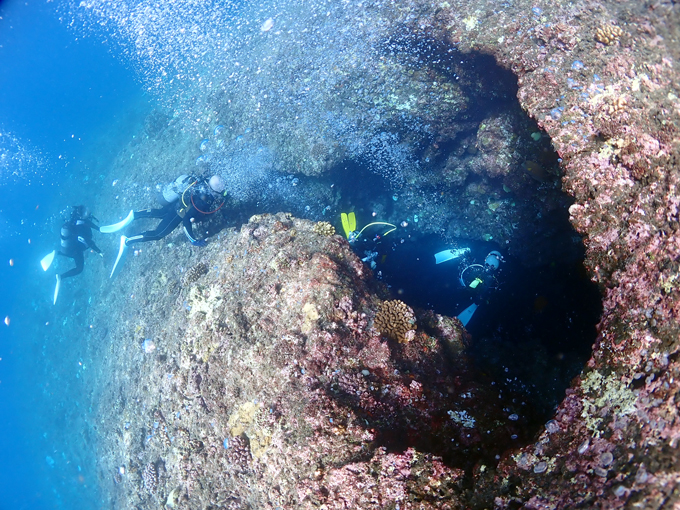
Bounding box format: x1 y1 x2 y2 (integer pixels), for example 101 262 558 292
96 213 537 508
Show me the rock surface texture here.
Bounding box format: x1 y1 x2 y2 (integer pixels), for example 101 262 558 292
96 214 532 508
92 0 680 508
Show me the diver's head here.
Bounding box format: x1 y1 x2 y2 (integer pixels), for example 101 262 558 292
209 175 226 194
71 205 91 221
484 250 503 271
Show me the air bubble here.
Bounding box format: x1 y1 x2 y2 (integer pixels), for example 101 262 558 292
600 451 614 467
577 439 589 454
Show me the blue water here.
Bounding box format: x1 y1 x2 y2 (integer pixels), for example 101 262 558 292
0 1 146 508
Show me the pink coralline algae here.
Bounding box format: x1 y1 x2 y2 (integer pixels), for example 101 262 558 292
95 213 534 508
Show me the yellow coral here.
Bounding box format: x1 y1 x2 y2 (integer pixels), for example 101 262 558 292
603 95 628 115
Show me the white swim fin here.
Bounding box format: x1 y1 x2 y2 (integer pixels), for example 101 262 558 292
53 274 61 305
41 250 56 271
110 236 129 278
457 303 478 327
100 210 134 234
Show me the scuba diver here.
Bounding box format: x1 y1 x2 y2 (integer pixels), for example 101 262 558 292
435 246 504 327
40 205 103 305
340 211 397 270
100 174 227 278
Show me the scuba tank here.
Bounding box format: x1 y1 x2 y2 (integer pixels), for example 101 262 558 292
161 174 194 205
60 224 76 250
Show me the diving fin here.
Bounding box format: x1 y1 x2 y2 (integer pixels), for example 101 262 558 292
41 250 56 271
434 247 470 264
110 236 129 278
53 274 61 305
341 213 350 238
457 303 478 327
341 212 357 239
100 210 134 234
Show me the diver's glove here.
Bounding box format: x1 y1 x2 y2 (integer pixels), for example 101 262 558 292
191 240 207 247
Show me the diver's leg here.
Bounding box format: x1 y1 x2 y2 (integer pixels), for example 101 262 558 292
126 211 182 245
60 252 84 280
133 207 169 220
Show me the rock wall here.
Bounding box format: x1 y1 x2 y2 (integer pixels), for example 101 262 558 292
425 0 680 507
92 0 680 507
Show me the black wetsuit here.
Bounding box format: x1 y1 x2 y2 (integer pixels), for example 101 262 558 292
125 192 214 246
58 219 102 279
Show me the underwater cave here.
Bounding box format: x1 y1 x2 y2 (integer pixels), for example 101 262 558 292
322 39 604 449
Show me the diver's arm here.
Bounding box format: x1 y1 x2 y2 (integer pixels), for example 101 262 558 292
182 210 205 246
84 218 101 232
87 239 103 254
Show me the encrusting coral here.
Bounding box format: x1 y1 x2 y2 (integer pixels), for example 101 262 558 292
142 462 158 494
183 261 209 287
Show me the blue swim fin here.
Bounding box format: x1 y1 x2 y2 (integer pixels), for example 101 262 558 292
100 210 134 234
110 236 128 278
457 303 478 327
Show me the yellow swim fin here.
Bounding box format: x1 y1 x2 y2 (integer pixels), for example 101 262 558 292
341 212 357 239
341 213 350 238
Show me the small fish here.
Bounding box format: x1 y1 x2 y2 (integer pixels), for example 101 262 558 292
4 316 10 326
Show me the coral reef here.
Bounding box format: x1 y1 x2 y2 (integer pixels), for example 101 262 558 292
77 0 680 508
94 214 534 508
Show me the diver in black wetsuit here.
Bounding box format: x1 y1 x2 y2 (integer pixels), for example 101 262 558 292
41 205 103 304
101 174 227 277
58 205 103 280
